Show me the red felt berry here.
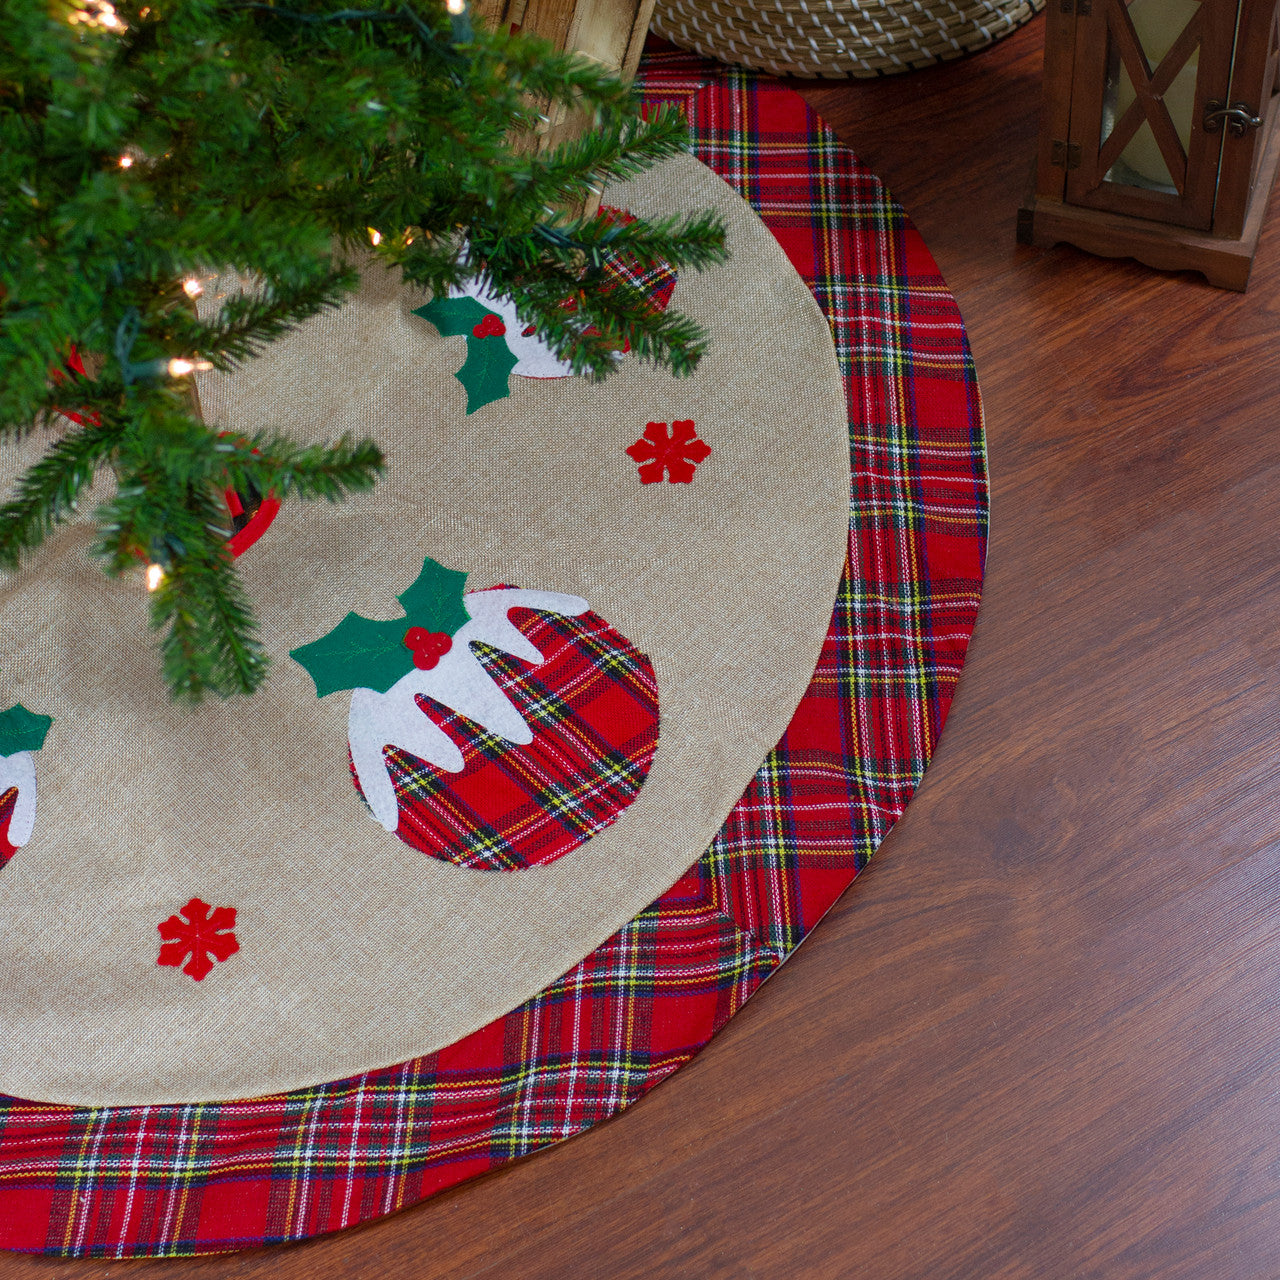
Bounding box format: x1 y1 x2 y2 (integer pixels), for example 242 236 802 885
403 627 452 671
472 314 507 339
421 632 451 663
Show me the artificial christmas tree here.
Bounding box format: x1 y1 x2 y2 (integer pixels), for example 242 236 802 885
0 0 726 701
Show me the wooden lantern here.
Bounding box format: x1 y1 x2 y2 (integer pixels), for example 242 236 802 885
1018 0 1280 288
472 0 658 218
471 0 656 88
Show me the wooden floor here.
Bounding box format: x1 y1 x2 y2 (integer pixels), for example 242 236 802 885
10 16 1280 1279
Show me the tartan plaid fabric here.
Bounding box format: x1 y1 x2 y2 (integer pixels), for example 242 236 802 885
379 606 660 870
0 55 988 1257
0 788 16 869
598 208 679 315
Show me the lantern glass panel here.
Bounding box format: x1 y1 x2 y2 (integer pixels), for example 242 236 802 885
1100 0 1200 192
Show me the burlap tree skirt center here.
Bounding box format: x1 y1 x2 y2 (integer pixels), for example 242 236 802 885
0 152 851 1105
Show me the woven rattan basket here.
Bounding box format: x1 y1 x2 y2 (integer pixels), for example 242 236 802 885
651 0 1043 78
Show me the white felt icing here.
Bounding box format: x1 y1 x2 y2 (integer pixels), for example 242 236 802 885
0 752 35 848
348 588 589 830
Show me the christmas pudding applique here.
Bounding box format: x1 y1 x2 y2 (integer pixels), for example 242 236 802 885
291 558 659 871
0 703 52 868
413 209 678 414
220 435 283 559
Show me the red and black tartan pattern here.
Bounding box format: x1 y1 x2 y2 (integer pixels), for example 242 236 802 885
598 205 680 315
0 56 988 1257
0 788 16 869
378 606 660 871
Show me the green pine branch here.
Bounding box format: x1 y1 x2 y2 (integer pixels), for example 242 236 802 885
145 491 270 703
473 203 730 378
217 433 386 502
165 268 360 373
95 462 266 702
0 418 128 570
0 0 729 700
513 108 695 209
569 208 732 273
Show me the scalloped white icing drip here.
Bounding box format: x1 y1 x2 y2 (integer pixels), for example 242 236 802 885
0 751 36 849
348 588 590 831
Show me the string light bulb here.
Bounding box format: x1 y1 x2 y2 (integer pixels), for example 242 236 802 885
68 0 125 28
145 564 165 592
368 227 383 246
118 154 134 169
166 357 212 377
446 0 466 12
182 277 204 299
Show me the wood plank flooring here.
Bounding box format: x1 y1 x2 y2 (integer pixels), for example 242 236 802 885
8 15 1280 1278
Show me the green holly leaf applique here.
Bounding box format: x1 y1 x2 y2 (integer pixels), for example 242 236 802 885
291 613 415 699
413 296 520 414
456 330 519 414
412 296 495 337
396 557 470 637
290 557 470 698
0 704 53 756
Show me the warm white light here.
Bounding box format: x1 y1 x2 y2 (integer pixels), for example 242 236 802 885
182 277 204 299
166 357 212 377
118 154 134 168
446 0 466 14
69 1 125 27
145 563 165 592
368 227 383 246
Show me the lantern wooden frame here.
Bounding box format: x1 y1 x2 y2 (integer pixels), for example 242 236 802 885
1018 0 1280 289
474 0 657 218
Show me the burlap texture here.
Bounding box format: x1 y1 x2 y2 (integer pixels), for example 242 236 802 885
0 153 850 1105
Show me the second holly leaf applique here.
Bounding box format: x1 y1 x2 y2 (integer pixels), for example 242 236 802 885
413 297 519 415
0 705 52 756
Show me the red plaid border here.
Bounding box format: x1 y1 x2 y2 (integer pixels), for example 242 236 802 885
0 55 988 1257
382 606 660 870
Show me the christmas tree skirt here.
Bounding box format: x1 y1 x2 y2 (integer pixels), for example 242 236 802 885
0 54 988 1256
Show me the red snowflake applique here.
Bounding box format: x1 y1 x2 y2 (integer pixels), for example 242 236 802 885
625 420 711 484
157 897 239 981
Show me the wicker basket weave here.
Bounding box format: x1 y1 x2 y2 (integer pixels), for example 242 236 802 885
651 0 1043 78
